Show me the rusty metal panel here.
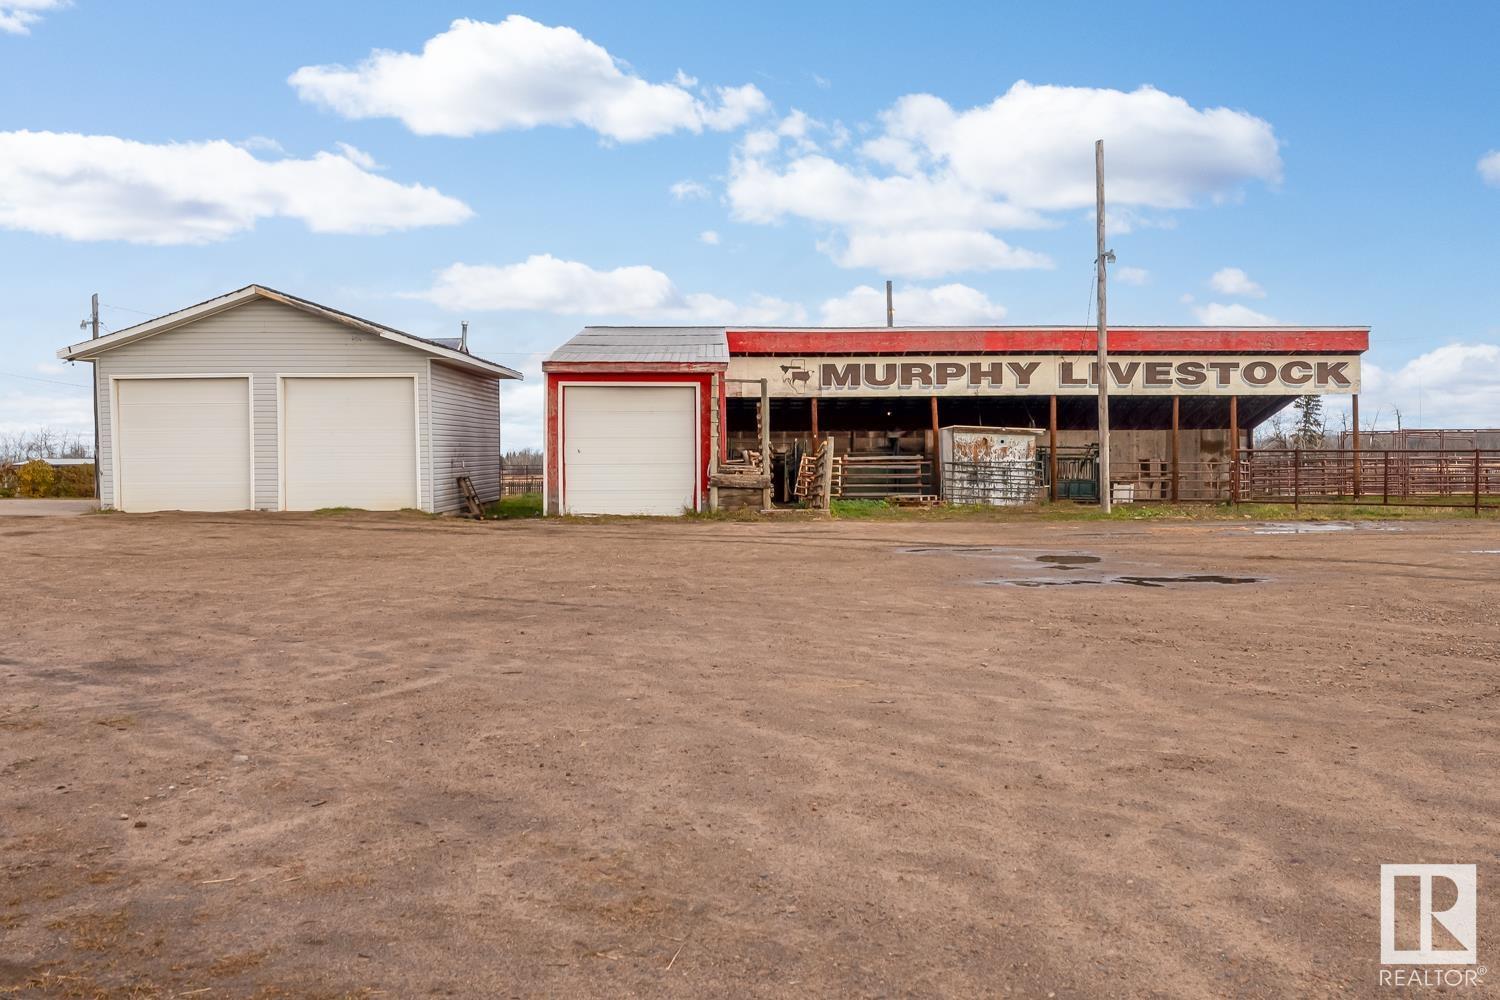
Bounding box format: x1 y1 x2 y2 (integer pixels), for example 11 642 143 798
939 426 1044 506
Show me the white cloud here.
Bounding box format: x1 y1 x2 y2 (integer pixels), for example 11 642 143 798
290 16 770 142
684 292 808 325
1193 302 1277 325
698 230 720 245
0 131 472 245
1480 151 1500 187
1209 266 1265 298
415 254 806 324
333 141 380 170
1115 266 1149 286
238 135 286 154
820 283 1007 326
728 83 1279 278
823 228 1050 278
421 256 674 314
0 388 93 436
671 179 710 200
0 0 66 35
1357 343 1500 427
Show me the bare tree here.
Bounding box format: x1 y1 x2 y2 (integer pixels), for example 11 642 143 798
0 428 93 464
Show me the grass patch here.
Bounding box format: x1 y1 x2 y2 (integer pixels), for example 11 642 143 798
484 493 543 519
474 491 1496 525
819 499 1500 523
829 498 897 519
311 506 365 517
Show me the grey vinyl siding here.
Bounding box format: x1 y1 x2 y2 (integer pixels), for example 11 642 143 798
429 360 501 513
94 298 434 511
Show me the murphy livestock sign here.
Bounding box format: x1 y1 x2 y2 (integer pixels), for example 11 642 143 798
729 355 1361 397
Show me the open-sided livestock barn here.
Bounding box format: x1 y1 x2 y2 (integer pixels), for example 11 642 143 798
543 324 1368 515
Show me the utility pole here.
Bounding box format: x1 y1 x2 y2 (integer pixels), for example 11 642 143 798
87 292 101 500
1094 139 1113 513
885 280 894 327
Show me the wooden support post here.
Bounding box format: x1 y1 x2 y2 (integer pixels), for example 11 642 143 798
1475 448 1483 516
759 378 772 511
819 440 834 511
1383 450 1390 505
1048 394 1059 502
1229 396 1239 504
1170 396 1180 503
1293 447 1301 510
810 396 820 444
930 395 941 499
1350 394 1361 499
720 374 729 464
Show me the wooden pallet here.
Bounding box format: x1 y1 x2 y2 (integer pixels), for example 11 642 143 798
794 452 843 500
456 474 483 518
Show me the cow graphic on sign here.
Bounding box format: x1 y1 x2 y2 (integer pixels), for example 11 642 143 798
780 360 812 393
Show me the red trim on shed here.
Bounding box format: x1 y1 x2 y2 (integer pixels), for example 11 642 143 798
725 328 1369 355
545 371 713 515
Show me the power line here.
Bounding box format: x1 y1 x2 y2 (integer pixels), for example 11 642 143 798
0 370 93 391
100 302 156 317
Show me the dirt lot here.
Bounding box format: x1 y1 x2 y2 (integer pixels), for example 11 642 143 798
2 511 1497 998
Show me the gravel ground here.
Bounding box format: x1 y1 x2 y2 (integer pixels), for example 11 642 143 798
1 511 1497 998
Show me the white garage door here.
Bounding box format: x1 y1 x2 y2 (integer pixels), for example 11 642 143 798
563 385 697 515
116 377 250 512
283 376 418 511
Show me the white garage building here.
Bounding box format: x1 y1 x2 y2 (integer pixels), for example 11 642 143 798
58 285 521 513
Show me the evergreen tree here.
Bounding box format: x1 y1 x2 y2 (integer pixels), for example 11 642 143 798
1292 395 1324 448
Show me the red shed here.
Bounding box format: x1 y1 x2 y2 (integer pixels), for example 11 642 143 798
544 324 1368 514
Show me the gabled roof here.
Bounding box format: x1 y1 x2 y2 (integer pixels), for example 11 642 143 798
58 284 522 379
545 326 730 367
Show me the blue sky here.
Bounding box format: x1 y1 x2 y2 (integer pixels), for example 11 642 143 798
3 1 1498 448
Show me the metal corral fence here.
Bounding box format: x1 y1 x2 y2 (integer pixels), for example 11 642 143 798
1338 428 1500 451
943 458 1043 505
499 462 543 497
1237 448 1500 511
840 454 935 499
1103 459 1229 503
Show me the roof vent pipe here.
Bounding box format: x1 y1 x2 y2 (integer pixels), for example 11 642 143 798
460 320 469 353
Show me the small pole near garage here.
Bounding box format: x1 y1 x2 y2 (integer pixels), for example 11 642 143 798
1350 394 1361 498
88 293 101 501
1048 394 1059 502
1094 140 1113 513
1170 395 1180 502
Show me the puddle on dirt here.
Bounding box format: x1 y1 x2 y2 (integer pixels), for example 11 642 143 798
902 544 1262 589
1470 549 1500 554
1035 553 1102 570
991 574 1263 589
1243 521 1406 535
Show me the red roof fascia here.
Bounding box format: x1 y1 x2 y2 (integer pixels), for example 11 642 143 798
725 328 1369 355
